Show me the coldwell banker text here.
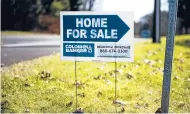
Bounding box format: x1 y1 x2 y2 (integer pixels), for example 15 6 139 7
66 18 118 39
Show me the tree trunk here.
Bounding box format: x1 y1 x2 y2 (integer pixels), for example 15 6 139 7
152 0 156 43
185 27 188 34
70 0 79 11
152 0 161 43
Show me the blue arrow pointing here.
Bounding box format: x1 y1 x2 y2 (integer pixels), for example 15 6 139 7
63 15 130 42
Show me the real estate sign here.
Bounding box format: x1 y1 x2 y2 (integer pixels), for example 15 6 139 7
60 12 134 62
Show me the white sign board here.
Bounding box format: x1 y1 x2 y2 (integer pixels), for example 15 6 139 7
60 12 134 62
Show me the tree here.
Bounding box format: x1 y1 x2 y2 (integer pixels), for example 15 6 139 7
1 0 95 31
70 0 95 11
51 0 69 16
1 0 53 30
134 22 141 37
140 11 169 37
178 0 190 34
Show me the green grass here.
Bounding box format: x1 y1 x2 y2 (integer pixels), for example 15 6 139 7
1 35 190 113
1 31 51 35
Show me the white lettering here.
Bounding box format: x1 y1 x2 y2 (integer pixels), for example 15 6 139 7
97 29 104 38
112 29 117 39
101 18 107 27
67 29 72 38
76 18 83 27
73 29 80 38
84 18 91 27
90 29 97 38
81 29 87 38
76 18 108 28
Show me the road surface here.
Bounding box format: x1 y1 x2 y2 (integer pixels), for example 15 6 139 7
1 34 60 66
1 34 147 66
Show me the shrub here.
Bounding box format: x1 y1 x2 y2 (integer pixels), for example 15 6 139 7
37 15 60 34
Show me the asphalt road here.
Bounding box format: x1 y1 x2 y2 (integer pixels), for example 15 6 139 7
1 34 147 66
1 34 60 66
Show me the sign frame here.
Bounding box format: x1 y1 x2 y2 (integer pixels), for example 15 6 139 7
60 11 134 62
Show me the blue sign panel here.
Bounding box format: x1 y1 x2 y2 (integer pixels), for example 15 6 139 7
63 43 94 57
63 15 130 42
140 30 151 38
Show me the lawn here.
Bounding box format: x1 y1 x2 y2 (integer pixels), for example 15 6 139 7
1 31 52 35
1 35 190 113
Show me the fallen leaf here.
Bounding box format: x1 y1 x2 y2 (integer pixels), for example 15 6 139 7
78 93 85 97
144 59 155 65
99 66 104 70
135 65 139 68
144 59 149 63
14 75 20 78
45 71 51 77
25 108 30 113
1 64 4 67
147 53 153 56
66 102 73 107
98 64 106 70
178 101 185 108
179 58 184 63
123 65 127 68
148 91 153 95
45 80 49 83
1 100 8 107
134 103 141 109
157 60 162 64
1 94 6 98
157 48 164 52
126 73 133 80
173 76 180 80
154 99 159 103
148 72 153 76
114 69 123 75
136 72 142 75
73 81 84 88
155 108 161 113
73 108 84 113
94 75 102 80
24 83 30 87
184 51 190 55
108 72 114 77
152 52 157 55
40 71 51 80
113 100 126 105
105 80 111 84
144 103 149 108
119 106 125 113
152 69 157 73
97 91 102 97
120 65 127 68
178 67 183 71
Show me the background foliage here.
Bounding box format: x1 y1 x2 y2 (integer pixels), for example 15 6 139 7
1 0 190 35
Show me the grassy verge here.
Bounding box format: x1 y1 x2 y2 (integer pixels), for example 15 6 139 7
1 31 52 35
1 35 190 113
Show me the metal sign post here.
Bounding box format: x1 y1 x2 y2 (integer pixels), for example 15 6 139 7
161 0 178 113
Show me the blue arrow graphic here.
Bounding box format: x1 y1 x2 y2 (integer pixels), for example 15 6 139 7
63 15 130 42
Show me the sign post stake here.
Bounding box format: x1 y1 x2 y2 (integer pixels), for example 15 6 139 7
60 12 133 112
161 0 178 113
